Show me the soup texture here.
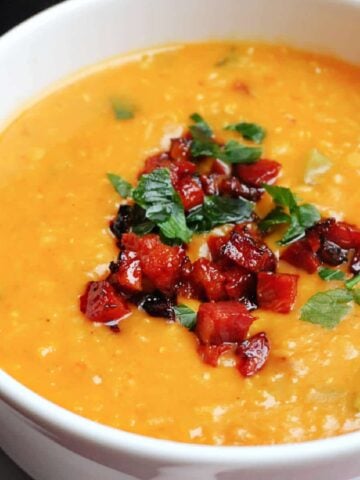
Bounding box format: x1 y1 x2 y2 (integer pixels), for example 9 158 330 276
0 42 359 446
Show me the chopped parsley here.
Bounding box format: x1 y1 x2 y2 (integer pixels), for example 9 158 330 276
300 288 353 329
345 274 360 290
225 122 266 144
111 97 135 120
302 271 360 328
132 168 192 243
257 206 290 233
221 140 262 164
214 47 239 67
189 113 213 138
189 114 262 164
187 195 254 232
318 267 346 282
352 289 360 305
107 173 133 198
107 167 254 241
259 185 321 245
173 304 197 330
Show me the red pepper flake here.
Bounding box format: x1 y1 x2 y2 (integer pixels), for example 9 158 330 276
232 80 251 95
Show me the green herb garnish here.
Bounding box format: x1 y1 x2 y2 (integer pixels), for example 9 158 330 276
318 267 346 282
111 98 135 120
302 271 360 327
259 185 321 245
304 149 332 185
132 168 192 243
257 206 290 233
107 168 254 241
189 114 262 164
225 122 266 144
352 289 360 305
215 47 239 67
189 113 213 138
189 113 219 158
300 288 353 329
173 304 197 330
187 195 254 232
107 173 133 198
221 140 262 164
345 274 360 290
130 205 156 235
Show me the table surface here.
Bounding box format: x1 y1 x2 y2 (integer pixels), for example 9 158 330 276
1 3 64 477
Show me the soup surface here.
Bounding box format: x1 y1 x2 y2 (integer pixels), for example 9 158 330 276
0 42 360 446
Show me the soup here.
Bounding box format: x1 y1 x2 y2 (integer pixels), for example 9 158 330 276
0 42 359 446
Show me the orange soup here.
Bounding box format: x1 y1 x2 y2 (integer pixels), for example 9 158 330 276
0 42 359 446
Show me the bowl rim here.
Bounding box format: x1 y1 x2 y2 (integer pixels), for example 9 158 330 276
0 0 360 468
2 369 360 466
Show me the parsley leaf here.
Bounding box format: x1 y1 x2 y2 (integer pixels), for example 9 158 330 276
111 98 135 120
352 289 360 305
318 267 346 281
263 185 297 210
258 206 290 233
107 173 133 198
220 140 262 164
300 288 353 329
225 122 266 144
190 137 220 158
189 113 219 158
173 304 197 330
132 168 192 243
297 204 321 229
280 204 321 245
189 114 262 164
215 47 239 67
262 185 321 245
187 195 254 232
189 113 213 138
280 217 306 245
345 274 360 290
304 149 332 185
131 205 156 235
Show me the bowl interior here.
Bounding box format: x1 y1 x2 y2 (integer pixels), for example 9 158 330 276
0 0 359 472
0 0 359 125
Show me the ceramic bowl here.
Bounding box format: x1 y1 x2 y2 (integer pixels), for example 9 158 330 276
0 1 359 479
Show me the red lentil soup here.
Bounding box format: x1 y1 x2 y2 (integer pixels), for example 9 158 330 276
0 42 359 446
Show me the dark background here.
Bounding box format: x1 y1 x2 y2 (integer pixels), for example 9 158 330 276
0 1 61 478
1 0 64 35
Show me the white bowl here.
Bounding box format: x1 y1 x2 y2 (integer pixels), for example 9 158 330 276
0 1 359 479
